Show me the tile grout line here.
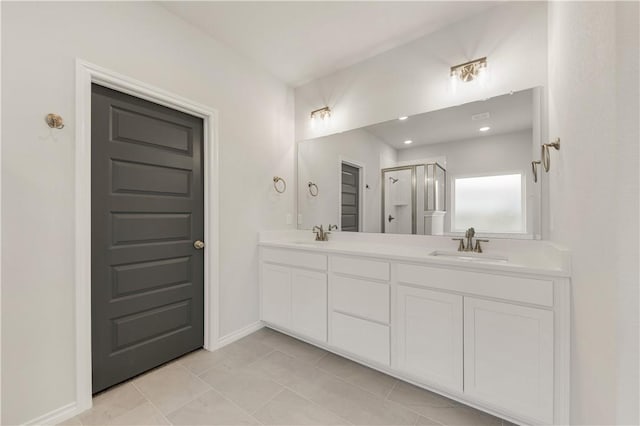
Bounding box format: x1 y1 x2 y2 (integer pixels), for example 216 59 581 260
384 379 399 401
245 341 414 425
130 381 175 426
265 348 447 425
205 384 267 425
278 383 355 425
247 387 286 416
137 362 214 423
193 343 278 379
261 332 504 426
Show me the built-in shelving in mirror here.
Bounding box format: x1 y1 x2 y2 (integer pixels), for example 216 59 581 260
298 87 543 239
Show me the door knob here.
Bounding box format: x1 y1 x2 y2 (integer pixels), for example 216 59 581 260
388 215 395 223
193 240 205 249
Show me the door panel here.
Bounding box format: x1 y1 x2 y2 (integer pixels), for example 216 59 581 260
464 297 554 424
291 269 327 342
261 264 292 328
341 163 360 232
396 285 463 392
91 84 204 393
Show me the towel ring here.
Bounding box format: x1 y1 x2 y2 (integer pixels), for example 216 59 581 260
308 182 319 197
541 138 560 172
531 161 541 183
273 176 286 193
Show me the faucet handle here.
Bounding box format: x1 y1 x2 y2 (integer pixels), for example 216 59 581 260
474 239 489 253
452 238 465 252
328 224 338 231
312 225 322 241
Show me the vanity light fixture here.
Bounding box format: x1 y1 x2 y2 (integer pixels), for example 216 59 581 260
479 126 491 132
404 140 413 145
450 57 488 93
398 116 409 121
310 106 331 128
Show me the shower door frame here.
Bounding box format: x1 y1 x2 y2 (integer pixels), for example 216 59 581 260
380 165 417 234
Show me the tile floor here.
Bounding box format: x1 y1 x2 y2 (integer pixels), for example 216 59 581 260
60 328 514 426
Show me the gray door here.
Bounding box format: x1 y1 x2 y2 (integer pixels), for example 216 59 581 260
341 163 360 232
91 84 204 393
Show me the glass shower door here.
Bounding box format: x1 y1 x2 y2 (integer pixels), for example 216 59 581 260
382 167 414 234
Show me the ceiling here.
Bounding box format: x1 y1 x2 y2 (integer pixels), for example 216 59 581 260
365 89 534 149
159 1 497 87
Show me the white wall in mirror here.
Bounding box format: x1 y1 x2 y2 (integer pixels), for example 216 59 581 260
298 128 396 232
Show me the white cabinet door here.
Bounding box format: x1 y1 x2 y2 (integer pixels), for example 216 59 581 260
396 285 463 392
261 264 291 328
291 269 327 342
464 297 554 424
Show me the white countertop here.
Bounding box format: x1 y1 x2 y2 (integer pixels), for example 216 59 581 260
259 230 571 278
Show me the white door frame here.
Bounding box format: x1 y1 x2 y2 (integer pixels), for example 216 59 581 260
74 60 220 412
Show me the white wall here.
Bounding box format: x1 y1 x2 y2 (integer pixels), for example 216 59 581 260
298 129 396 232
398 129 537 237
294 2 547 141
1 2 295 424
614 4 639 424
548 2 639 424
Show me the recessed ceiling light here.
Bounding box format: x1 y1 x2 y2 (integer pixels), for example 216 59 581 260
404 140 413 144
398 116 408 121
479 126 491 132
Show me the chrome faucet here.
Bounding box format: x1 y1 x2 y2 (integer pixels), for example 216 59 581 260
452 227 489 252
313 224 338 241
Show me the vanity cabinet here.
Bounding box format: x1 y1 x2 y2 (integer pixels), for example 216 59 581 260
396 285 463 392
260 248 327 342
258 244 569 426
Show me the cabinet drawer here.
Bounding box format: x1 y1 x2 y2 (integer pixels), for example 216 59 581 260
262 248 327 271
332 275 389 323
331 312 390 365
330 256 389 281
397 264 553 307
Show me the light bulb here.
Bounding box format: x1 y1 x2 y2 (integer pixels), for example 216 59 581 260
477 65 488 88
449 72 458 94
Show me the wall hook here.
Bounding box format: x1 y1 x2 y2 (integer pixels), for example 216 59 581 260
45 113 65 129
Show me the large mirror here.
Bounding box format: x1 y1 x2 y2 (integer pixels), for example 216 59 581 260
298 87 543 239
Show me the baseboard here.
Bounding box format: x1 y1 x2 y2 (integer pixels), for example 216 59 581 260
24 402 80 426
215 321 264 349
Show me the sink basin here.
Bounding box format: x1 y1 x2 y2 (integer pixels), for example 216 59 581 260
428 250 508 264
